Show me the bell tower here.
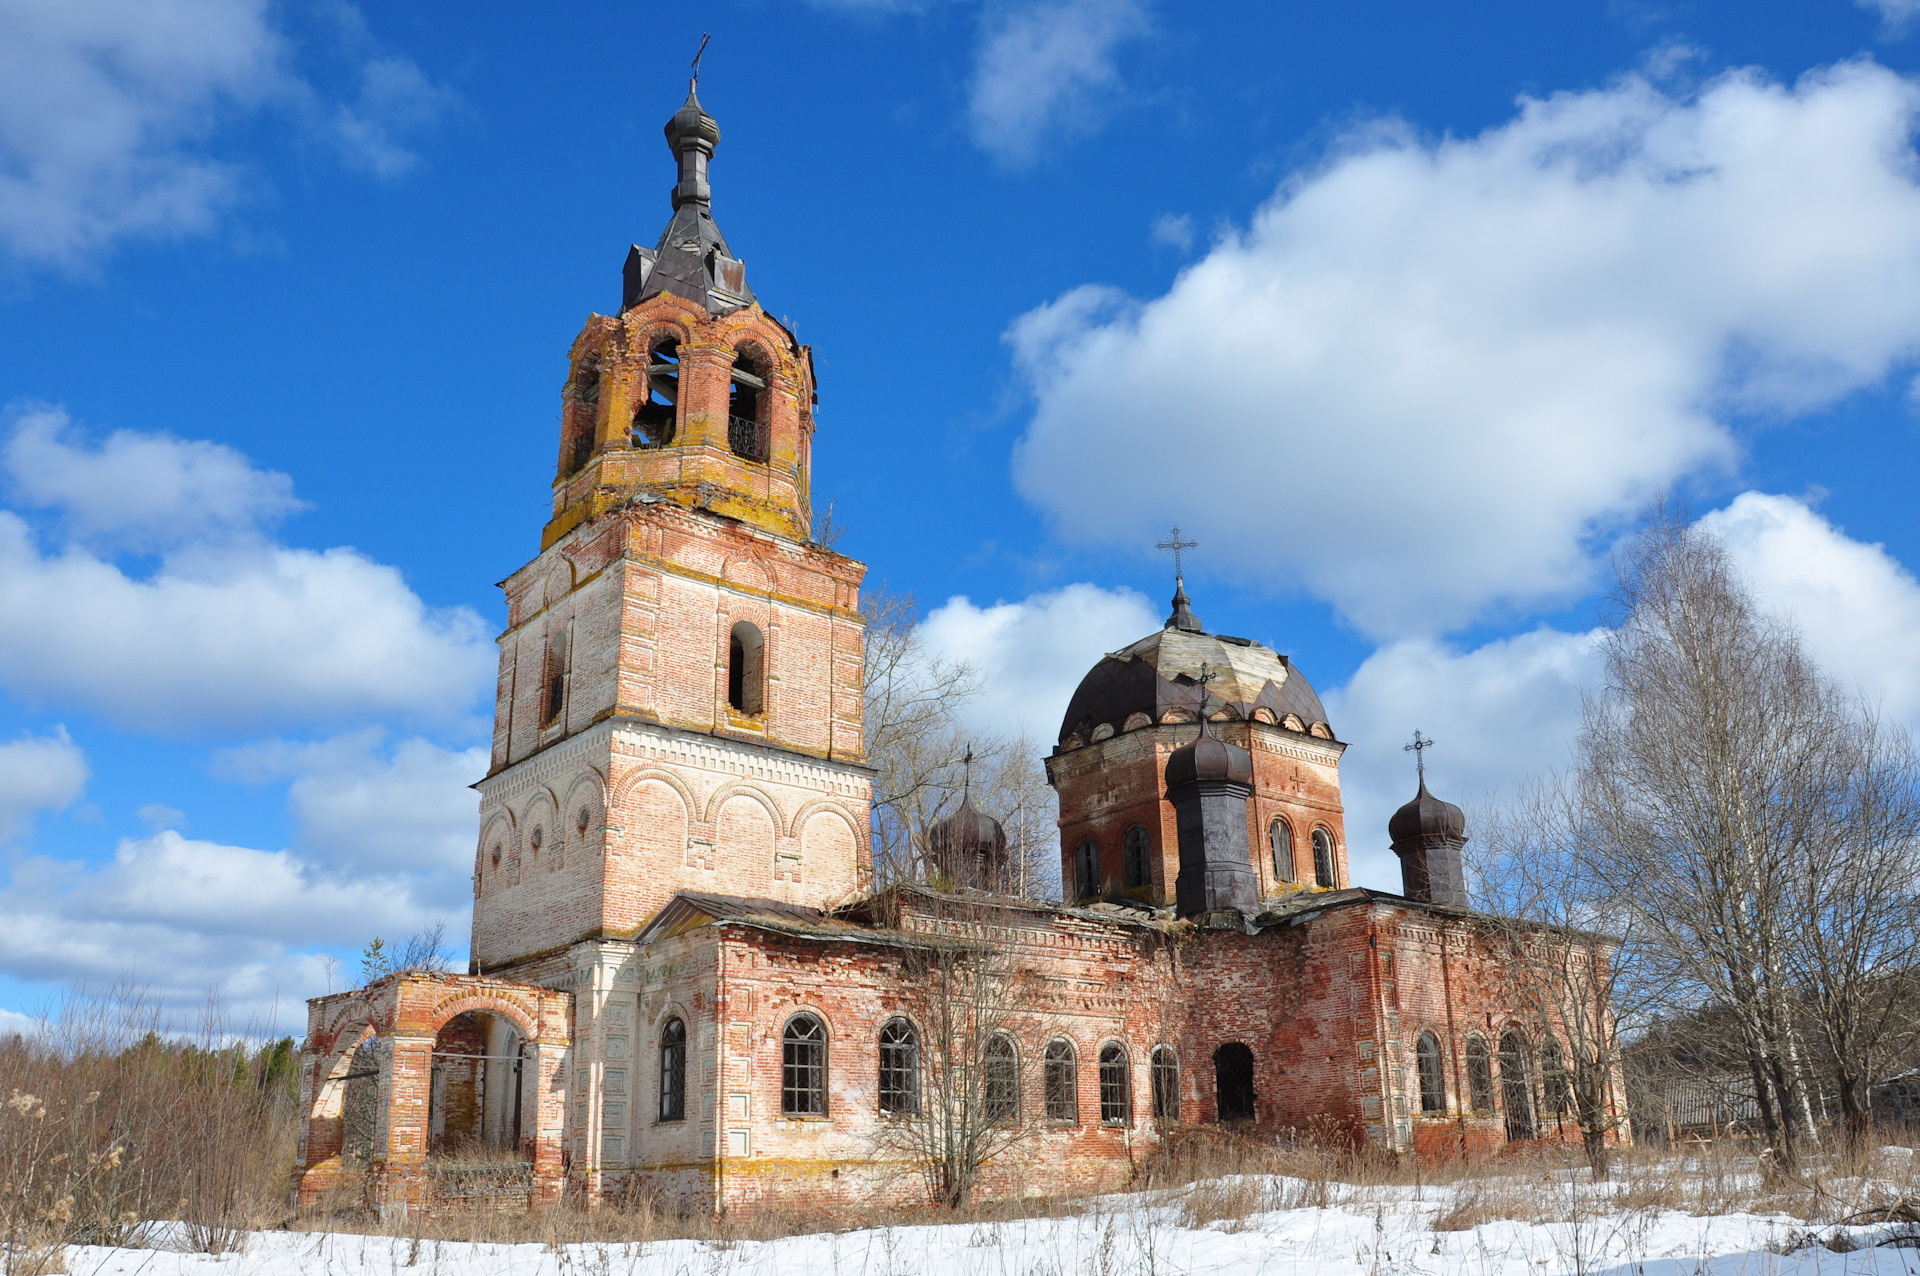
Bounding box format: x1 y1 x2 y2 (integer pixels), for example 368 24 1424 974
469 86 873 975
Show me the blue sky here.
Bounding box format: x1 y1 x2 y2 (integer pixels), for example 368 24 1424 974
3 0 1920 1033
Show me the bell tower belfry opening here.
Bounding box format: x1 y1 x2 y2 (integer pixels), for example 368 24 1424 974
469 84 873 975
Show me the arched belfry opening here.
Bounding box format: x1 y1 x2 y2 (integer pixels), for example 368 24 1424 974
565 359 600 476
634 337 679 448
728 620 765 715
729 344 769 461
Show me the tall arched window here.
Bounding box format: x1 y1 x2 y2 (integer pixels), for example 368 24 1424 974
1542 1041 1572 1119
782 1014 828 1116
634 337 678 448
878 1018 919 1117
728 345 769 461
1075 839 1100 899
567 361 600 475
1312 828 1336 888
1416 1032 1446 1114
1465 1036 1494 1113
1213 1042 1255 1121
1150 1046 1180 1121
1122 825 1151 889
1098 1043 1131 1124
541 633 569 728
983 1034 1019 1124
1498 1030 1534 1141
658 1017 686 1122
1270 818 1295 883
1043 1039 1077 1122
728 621 765 715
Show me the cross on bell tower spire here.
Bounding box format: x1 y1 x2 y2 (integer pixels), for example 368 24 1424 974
1156 527 1203 633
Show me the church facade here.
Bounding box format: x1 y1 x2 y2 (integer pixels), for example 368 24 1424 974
292 87 1622 1217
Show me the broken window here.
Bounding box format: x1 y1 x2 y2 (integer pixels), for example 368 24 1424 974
878 1018 919 1117
1213 1042 1255 1121
1151 1046 1180 1121
633 338 678 448
1542 1041 1572 1118
658 1017 686 1122
983 1034 1019 1124
1465 1036 1494 1113
1312 827 1335 888
1499 1030 1535 1141
1122 824 1151 889
1270 818 1295 883
1075 838 1100 899
727 621 765 715
1098 1044 1131 1124
1416 1032 1446 1113
782 1014 827 1116
728 345 769 461
1043 1039 1077 1122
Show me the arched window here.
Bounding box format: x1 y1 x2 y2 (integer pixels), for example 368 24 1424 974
1213 1042 1255 1121
567 361 600 475
1075 839 1100 899
1465 1036 1494 1113
1498 1030 1534 1141
1043 1039 1077 1122
1416 1032 1446 1114
658 1017 686 1122
1123 825 1151 889
541 633 569 727
728 345 769 461
728 621 765 715
1151 1046 1180 1121
1098 1044 1131 1124
633 337 679 448
1542 1041 1572 1119
782 1014 828 1116
878 1018 919 1117
983 1034 1019 1124
1312 828 1336 888
1270 819 1295 883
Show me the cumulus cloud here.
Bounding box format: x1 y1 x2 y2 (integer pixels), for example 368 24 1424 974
0 410 492 732
1860 0 1920 33
968 0 1152 166
1011 62 1920 638
0 727 89 843
322 54 461 180
917 582 1161 742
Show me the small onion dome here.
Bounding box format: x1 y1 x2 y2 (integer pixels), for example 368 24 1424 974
1165 716 1253 789
665 90 721 149
1388 778 1467 847
928 794 1009 888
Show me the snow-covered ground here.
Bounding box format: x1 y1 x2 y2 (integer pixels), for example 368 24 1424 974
56 1178 1920 1276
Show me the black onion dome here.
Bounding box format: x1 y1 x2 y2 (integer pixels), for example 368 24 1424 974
1165 717 1253 788
1057 625 1332 746
927 794 1009 887
664 90 721 148
1388 778 1467 846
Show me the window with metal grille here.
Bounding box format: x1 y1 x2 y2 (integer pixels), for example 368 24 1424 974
1043 1039 1077 1122
1416 1032 1446 1113
1122 825 1150 889
878 1018 919 1117
658 1017 686 1122
728 345 769 462
1499 1030 1535 1141
1150 1046 1180 1121
1076 839 1100 899
1312 828 1335 888
1270 818 1294 882
1465 1036 1494 1113
782 1014 827 1116
1214 1042 1255 1121
982 1034 1019 1124
1098 1044 1130 1124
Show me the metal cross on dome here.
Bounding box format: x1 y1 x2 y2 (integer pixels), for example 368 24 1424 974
690 32 712 91
1404 729 1436 782
1156 526 1198 578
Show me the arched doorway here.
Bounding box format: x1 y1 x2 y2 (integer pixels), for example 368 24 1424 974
1213 1042 1255 1122
427 1011 532 1205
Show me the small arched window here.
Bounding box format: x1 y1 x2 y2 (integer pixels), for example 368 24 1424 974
1270 818 1295 883
1214 1042 1255 1122
728 345 769 461
1465 1036 1494 1113
541 633 569 727
782 1014 828 1116
878 1018 919 1117
728 621 765 716
1312 828 1336 888
634 337 679 448
1099 1044 1131 1124
1075 839 1100 899
1043 1039 1077 1122
1123 825 1151 889
983 1034 1019 1124
1499 1030 1535 1141
658 1017 686 1122
1150 1046 1180 1121
1416 1032 1446 1114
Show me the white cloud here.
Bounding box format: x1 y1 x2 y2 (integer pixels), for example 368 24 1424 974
1150 213 1193 252
323 55 460 180
917 583 1161 742
1010 62 1920 638
969 0 1151 166
4 405 303 549
1703 492 1920 728
0 726 88 842
0 1007 43 1038
1860 0 1920 34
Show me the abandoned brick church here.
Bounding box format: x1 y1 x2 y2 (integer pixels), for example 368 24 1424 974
292 85 1621 1214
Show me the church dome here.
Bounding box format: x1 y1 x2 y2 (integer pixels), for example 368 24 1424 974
664 90 721 148
1164 717 1253 788
927 793 1009 889
1388 779 1467 847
